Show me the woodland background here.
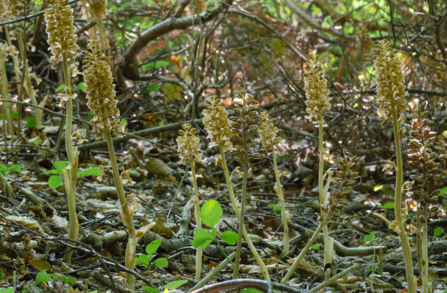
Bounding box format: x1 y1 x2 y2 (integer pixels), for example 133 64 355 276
0 0 447 292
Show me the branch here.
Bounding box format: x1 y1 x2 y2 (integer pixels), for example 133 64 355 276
227 8 308 61
191 279 308 293
119 0 232 79
284 0 357 41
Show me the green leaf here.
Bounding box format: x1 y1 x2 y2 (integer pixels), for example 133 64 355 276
379 202 395 209
164 280 188 290
88 112 94 120
67 277 77 284
56 84 66 93
312 243 322 250
25 117 36 128
45 169 60 175
219 231 239 245
434 227 444 237
438 186 447 198
200 200 223 228
36 272 52 282
146 239 162 255
364 232 377 243
48 176 63 190
141 84 160 94
0 289 14 293
8 165 21 174
120 118 128 126
81 167 102 177
61 276 67 284
191 229 214 249
0 165 8 176
153 258 168 267
33 139 42 145
77 82 86 90
87 291 98 293
137 254 150 267
142 286 161 293
374 185 383 192
268 204 281 214
54 161 69 175
159 121 165 126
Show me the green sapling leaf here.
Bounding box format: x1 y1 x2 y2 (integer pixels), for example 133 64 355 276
146 239 162 255
200 200 223 227
191 229 214 249
164 280 188 289
219 231 239 245
434 227 444 237
364 232 377 243
153 258 168 267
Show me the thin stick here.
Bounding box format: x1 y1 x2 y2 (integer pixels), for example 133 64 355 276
309 265 358 292
218 145 271 281
188 252 236 292
281 213 330 284
189 154 203 281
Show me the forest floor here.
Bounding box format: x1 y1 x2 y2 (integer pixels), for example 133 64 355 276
0 123 447 293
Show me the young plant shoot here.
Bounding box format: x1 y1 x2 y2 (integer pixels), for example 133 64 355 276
203 96 271 281
45 0 80 263
176 123 203 281
258 111 290 254
372 40 417 293
82 39 154 291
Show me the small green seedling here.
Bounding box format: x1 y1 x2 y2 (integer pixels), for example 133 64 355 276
138 240 187 293
268 204 281 215
434 227 444 237
192 200 239 250
311 243 322 250
142 281 188 293
0 164 21 177
364 232 378 291
191 200 240 276
46 161 102 189
378 202 395 209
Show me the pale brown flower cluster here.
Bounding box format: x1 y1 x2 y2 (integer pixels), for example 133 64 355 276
203 96 233 152
373 40 407 130
176 123 201 164
82 40 121 138
303 60 331 124
258 111 281 149
45 0 79 78
1 0 30 20
88 0 107 20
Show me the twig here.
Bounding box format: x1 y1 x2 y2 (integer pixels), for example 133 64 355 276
191 279 308 293
309 265 358 292
188 251 237 293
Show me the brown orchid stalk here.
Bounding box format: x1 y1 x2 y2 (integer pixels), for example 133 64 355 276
282 156 360 284
176 123 203 281
45 0 80 263
203 96 271 281
372 40 416 293
82 40 153 291
258 111 290 254
0 43 14 142
408 102 440 293
303 60 333 272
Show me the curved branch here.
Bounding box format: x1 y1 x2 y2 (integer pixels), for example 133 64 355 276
284 0 358 41
120 0 231 79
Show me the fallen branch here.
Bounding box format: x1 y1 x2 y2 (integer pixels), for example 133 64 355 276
191 279 308 293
